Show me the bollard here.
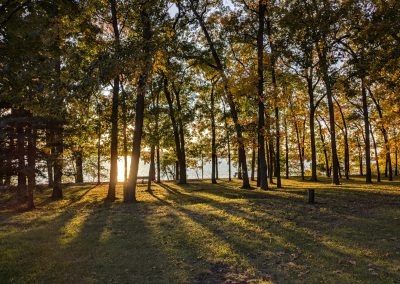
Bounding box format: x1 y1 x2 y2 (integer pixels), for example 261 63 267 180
307 189 315 204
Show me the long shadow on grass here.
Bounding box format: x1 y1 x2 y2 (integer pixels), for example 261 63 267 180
63 192 188 283
0 206 88 282
152 182 400 283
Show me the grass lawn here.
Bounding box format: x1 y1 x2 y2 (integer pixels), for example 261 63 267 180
1 177 400 283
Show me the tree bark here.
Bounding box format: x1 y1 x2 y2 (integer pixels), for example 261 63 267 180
222 104 232 182
361 78 372 183
121 85 128 184
156 145 161 182
174 88 187 184
16 123 26 201
97 122 101 185
294 119 304 180
238 147 242 179
26 125 36 210
75 149 83 183
124 8 152 202
155 89 161 183
251 142 256 181
395 146 398 176
227 133 231 181
46 130 54 187
317 117 330 177
4 132 13 186
370 124 381 182
108 76 120 200
164 77 184 183
256 0 268 190
52 125 63 199
147 145 155 191
316 46 340 184
370 90 392 180
357 136 364 176
308 77 318 181
334 97 350 179
216 154 219 179
201 152 204 180
266 9 281 188
108 0 121 200
284 115 289 179
211 82 217 184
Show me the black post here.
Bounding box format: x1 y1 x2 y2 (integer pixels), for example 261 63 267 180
307 189 315 204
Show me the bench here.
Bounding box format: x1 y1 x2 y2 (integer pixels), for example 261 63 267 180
137 176 150 184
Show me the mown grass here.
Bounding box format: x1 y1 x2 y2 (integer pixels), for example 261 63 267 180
0 177 400 283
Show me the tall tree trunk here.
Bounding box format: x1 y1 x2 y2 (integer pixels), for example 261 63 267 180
125 90 146 201
15 117 24 195
384 157 388 177
164 77 183 183
4 132 13 186
357 136 363 176
108 0 121 200
316 46 340 184
222 103 232 181
17 123 26 201
121 84 128 184
52 125 63 199
97 126 101 185
265 139 270 182
211 82 217 184
294 120 304 180
370 124 381 182
251 143 255 181
370 91 392 180
192 6 250 188
284 115 289 179
334 97 350 179
108 76 120 200
308 78 318 181
216 154 219 179
343 133 350 179
147 145 155 191
174 88 187 184
256 0 268 190
201 152 204 180
317 117 330 177
256 154 260 186
227 132 231 181
124 8 152 202
395 146 398 176
266 138 274 183
274 107 281 187
175 161 179 181
155 89 161 183
26 125 36 210
361 78 372 183
266 11 281 188
156 145 161 182
385 137 392 180
267 132 274 184
75 149 83 183
46 130 54 187
51 6 64 198
238 147 242 179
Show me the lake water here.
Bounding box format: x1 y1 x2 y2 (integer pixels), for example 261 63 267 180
114 157 239 182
